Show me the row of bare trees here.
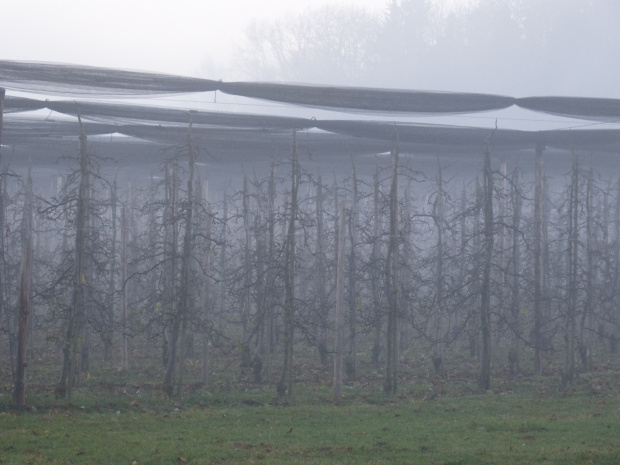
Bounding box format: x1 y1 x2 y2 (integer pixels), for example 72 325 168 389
2 134 620 407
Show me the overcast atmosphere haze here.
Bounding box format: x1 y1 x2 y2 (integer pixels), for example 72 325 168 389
2 0 390 77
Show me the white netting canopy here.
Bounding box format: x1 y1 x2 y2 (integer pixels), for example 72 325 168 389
1 60 619 176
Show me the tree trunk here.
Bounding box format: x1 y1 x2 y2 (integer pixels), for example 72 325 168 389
0 168 6 365
384 148 399 395
371 170 383 366
56 113 90 399
262 162 277 382
469 180 482 359
534 144 545 374
347 165 358 381
162 160 179 390
240 176 252 369
0 89 4 351
0 88 4 167
104 181 117 363
478 147 493 391
13 170 33 410
612 179 620 354
432 160 445 376
201 193 212 385
315 177 329 367
163 123 196 397
509 168 522 376
496 161 507 348
333 202 346 402
278 132 299 400
120 203 129 371
578 167 594 371
563 152 579 387
0 87 4 358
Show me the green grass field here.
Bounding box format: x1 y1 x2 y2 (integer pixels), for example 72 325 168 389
2 343 620 464
2 383 619 465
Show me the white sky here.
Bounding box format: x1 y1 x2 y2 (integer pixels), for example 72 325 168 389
2 0 390 78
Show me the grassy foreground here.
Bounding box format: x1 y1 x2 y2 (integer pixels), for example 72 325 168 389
1 389 619 465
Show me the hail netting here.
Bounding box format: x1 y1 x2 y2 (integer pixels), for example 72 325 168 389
44 100 313 129
0 60 219 96
3 96 47 113
3 95 620 153
316 121 620 152
517 97 620 122
2 61 620 121
5 109 620 157
2 116 116 143
0 60 516 112
218 82 517 114
2 60 620 170
2 97 620 156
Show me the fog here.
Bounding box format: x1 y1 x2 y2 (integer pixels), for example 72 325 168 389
3 1 620 416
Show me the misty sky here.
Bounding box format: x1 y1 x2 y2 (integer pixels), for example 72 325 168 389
2 0 389 77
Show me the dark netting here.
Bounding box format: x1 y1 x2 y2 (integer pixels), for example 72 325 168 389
2 117 116 144
220 82 517 114
117 124 293 148
116 126 483 158
3 122 618 183
315 120 534 150
115 124 428 159
543 128 620 152
517 97 620 122
3 95 47 113
46 100 313 129
3 60 620 121
0 60 219 96
4 113 620 156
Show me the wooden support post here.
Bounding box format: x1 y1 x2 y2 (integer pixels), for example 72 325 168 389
13 170 33 410
534 143 544 374
0 88 5 167
384 147 399 395
333 202 346 402
478 146 493 391
0 88 5 372
278 131 298 400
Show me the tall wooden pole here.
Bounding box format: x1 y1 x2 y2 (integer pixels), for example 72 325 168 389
315 177 328 366
175 120 196 395
347 165 359 381
333 202 346 402
478 146 493 391
433 159 445 374
497 161 507 347
201 193 212 385
263 162 276 382
57 111 90 398
13 170 33 410
613 179 620 354
0 88 5 167
279 131 298 399
534 143 544 374
563 152 579 387
384 147 399 395
0 88 5 365
104 181 117 363
120 203 128 371
371 170 383 366
509 168 522 376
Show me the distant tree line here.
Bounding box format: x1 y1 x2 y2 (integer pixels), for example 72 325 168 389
234 0 620 96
